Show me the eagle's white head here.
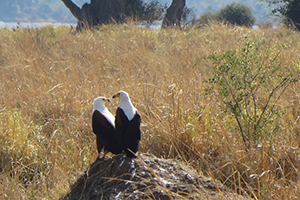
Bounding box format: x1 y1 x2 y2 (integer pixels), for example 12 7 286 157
112 91 137 121
92 96 115 126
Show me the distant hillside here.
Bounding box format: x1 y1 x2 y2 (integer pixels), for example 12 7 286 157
0 0 276 23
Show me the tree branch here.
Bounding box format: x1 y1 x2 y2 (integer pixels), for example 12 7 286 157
61 0 83 21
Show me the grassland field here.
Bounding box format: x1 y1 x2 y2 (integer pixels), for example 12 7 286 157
0 23 299 199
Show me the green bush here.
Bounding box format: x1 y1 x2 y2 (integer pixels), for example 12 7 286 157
196 12 218 27
197 3 255 28
217 3 255 27
206 38 299 150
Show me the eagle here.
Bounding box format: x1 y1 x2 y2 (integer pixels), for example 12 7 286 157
112 91 141 158
92 97 122 158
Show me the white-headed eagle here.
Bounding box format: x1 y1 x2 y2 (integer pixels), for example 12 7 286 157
112 91 141 158
92 97 122 158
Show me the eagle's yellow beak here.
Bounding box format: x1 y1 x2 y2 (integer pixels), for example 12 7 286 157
112 93 120 99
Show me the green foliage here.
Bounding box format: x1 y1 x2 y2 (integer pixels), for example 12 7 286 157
197 3 255 27
196 12 218 27
206 38 299 150
217 3 255 27
125 0 164 23
266 0 300 30
142 1 165 23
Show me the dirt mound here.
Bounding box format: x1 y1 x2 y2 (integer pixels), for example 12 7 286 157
61 154 247 200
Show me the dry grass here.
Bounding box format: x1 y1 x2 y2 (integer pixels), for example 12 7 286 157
0 23 299 199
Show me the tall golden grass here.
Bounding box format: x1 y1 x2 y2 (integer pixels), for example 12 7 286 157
0 23 299 199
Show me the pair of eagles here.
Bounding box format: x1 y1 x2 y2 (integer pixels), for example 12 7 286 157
92 91 141 158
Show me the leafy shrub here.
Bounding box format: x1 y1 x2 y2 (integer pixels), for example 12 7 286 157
196 12 218 27
217 3 255 27
197 3 255 28
206 38 299 150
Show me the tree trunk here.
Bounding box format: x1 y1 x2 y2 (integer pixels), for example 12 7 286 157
161 0 185 29
62 0 126 30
